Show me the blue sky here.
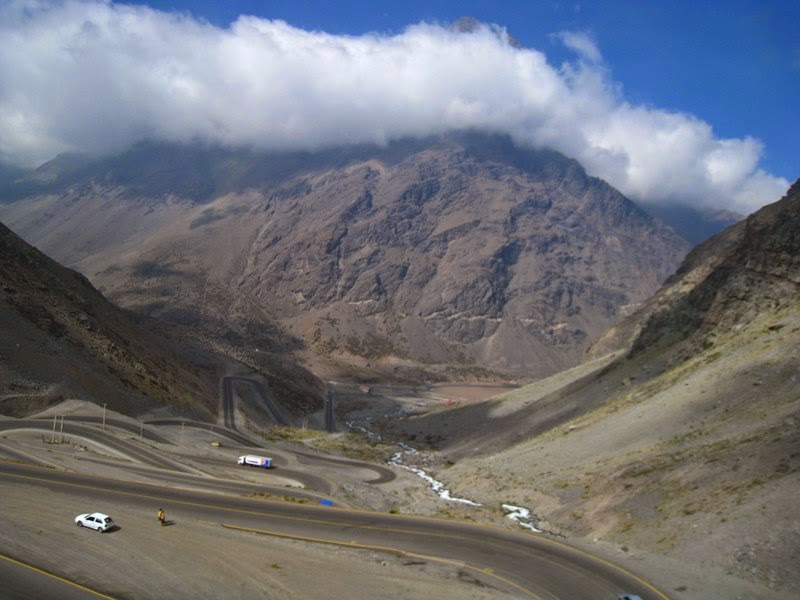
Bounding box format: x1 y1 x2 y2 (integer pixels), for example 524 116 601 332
1 1 797 212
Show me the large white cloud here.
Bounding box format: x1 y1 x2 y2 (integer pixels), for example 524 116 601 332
0 0 789 213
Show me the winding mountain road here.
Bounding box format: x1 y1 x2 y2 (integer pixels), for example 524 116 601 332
0 407 667 599
0 417 393 494
0 459 668 599
223 375 288 427
0 419 189 472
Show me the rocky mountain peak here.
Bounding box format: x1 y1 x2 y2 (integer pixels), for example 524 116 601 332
0 133 691 382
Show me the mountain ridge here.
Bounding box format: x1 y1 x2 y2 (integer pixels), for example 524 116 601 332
0 220 218 417
0 133 692 381
388 178 800 594
0 217 325 420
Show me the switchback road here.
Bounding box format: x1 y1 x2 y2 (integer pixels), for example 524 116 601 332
0 460 667 599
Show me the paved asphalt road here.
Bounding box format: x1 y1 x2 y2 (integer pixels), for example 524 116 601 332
0 460 668 599
223 376 287 427
0 552 110 600
0 419 339 498
0 419 189 472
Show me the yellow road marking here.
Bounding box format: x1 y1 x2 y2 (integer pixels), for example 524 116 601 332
221 522 545 599
0 460 670 599
0 468 485 543
0 552 115 599
524 534 672 600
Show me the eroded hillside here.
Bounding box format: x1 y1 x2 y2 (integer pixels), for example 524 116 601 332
0 220 324 419
387 180 800 594
0 133 691 382
0 221 219 416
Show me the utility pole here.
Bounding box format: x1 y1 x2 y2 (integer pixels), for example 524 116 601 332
325 391 335 433
102 403 107 431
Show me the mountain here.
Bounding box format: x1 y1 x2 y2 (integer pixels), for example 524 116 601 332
643 202 742 246
391 179 800 594
0 133 690 383
0 161 26 187
0 220 219 417
0 219 323 420
590 177 800 362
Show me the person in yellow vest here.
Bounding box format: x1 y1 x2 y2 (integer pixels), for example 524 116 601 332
157 508 165 526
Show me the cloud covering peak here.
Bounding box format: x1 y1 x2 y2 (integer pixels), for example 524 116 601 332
0 0 789 213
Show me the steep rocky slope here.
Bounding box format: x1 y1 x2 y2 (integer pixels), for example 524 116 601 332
0 133 690 382
387 180 800 594
0 221 218 416
0 220 323 419
590 178 800 362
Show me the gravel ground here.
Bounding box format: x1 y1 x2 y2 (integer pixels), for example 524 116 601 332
0 424 511 600
337 382 799 600
3 386 795 600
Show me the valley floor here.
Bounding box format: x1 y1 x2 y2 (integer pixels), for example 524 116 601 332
0 394 793 599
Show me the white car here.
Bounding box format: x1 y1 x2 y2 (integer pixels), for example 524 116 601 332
75 512 114 532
